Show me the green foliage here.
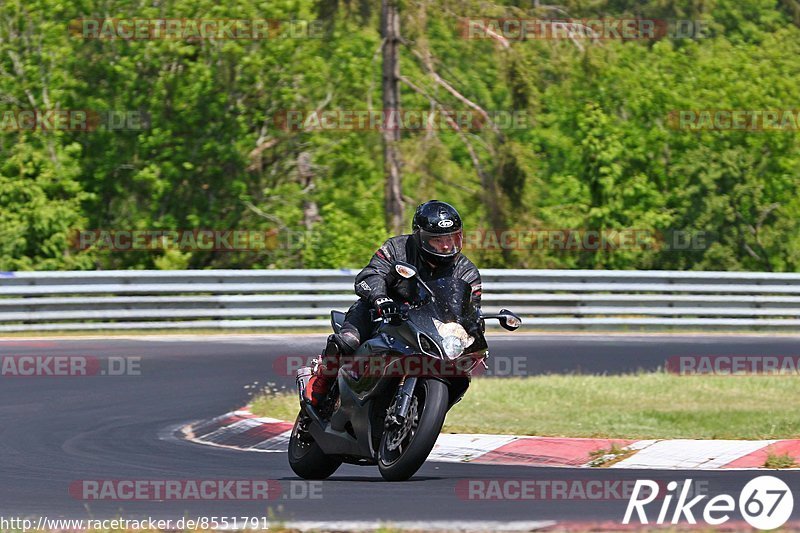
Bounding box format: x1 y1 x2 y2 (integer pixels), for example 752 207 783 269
1 0 798 271
0 138 91 270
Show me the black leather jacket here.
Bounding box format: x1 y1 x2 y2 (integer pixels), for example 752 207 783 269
353 234 482 307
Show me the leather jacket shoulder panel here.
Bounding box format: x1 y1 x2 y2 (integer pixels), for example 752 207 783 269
354 235 410 304
354 234 481 306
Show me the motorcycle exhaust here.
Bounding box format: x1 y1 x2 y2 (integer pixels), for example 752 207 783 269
296 366 313 403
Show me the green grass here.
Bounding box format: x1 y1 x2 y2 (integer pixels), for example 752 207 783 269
587 443 637 467
250 387 303 422
765 452 798 469
251 372 800 440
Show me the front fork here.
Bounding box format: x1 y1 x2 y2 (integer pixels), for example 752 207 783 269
384 350 487 424
385 376 417 427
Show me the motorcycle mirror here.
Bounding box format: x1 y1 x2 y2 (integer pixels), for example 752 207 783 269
394 262 418 279
497 309 522 331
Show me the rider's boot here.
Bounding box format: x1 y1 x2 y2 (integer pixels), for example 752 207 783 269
305 333 357 407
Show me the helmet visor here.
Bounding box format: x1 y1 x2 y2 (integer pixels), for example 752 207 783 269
418 229 463 257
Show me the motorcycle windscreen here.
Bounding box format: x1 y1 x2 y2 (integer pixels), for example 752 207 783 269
406 277 488 356
407 277 477 326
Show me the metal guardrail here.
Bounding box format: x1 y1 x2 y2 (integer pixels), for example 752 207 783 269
1 269 800 331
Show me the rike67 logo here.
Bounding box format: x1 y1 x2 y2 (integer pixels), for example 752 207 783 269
623 476 793 530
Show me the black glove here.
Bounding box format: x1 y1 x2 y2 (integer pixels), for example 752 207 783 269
374 297 400 319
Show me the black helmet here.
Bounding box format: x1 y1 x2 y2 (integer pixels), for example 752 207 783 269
412 200 464 265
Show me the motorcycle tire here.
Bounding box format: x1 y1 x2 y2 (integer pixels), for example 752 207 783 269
288 411 342 479
378 378 448 481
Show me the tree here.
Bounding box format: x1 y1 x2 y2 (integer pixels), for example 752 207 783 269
381 0 405 234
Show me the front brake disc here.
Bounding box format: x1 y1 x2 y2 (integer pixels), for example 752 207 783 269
386 395 418 451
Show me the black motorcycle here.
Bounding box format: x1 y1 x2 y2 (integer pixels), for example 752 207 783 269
288 261 521 481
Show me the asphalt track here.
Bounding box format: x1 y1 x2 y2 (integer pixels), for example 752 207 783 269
1 334 799 527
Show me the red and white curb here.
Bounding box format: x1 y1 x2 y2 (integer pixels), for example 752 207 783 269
182 409 295 452
182 407 800 470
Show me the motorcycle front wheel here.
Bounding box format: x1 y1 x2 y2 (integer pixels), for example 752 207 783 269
378 378 448 481
288 411 342 479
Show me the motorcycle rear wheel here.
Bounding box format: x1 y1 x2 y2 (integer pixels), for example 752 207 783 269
378 378 448 481
288 411 342 479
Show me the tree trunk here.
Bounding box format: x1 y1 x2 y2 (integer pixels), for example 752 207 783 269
381 0 404 234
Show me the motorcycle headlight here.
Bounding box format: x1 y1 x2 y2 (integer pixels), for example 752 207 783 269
433 319 474 360
441 335 466 359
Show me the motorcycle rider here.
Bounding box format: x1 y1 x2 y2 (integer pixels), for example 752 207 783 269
304 200 482 407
